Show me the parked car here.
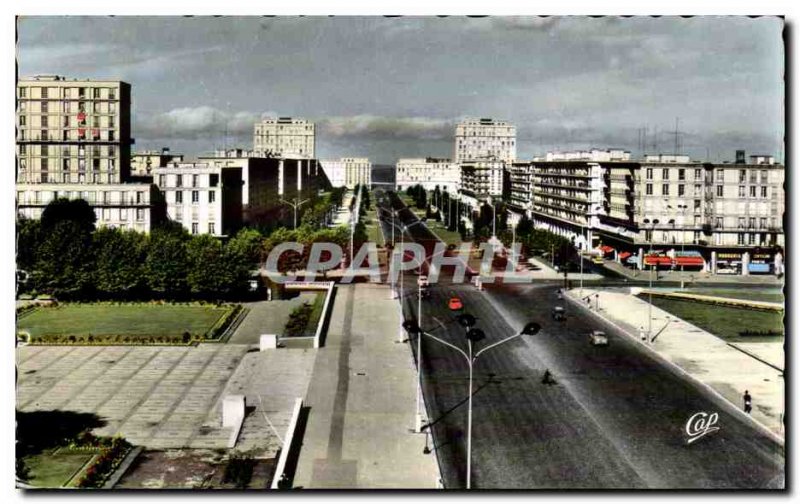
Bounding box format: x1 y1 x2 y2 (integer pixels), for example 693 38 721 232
589 330 609 346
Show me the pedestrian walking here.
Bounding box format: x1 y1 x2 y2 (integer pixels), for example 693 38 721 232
743 390 752 414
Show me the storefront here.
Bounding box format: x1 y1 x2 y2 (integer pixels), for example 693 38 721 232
748 251 773 275
715 252 742 275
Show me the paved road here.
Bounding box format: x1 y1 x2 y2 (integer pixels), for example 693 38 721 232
379 191 784 489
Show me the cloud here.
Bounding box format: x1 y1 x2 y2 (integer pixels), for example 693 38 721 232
135 106 259 140
135 108 455 143
318 115 453 141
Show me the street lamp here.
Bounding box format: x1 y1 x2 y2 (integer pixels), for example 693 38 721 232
403 318 542 489
280 197 310 230
667 203 689 289
643 218 660 342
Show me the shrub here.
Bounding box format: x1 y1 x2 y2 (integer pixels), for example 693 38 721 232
223 454 255 489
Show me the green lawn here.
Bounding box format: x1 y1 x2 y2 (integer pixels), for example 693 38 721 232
364 208 384 246
682 287 784 304
304 292 326 337
23 450 96 488
425 219 463 246
641 296 785 343
18 303 233 339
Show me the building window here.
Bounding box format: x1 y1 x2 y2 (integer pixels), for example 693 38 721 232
749 217 756 228
749 171 757 183
716 185 723 197
645 230 652 242
738 217 746 228
748 233 756 245
678 168 685 180
678 184 685 197
737 233 745 245
176 174 183 187
192 175 198 188
760 169 768 183
662 168 669 180
209 191 215 203
716 217 723 228
191 222 199 235
716 169 724 182
662 184 669 196
41 87 48 99
739 186 746 198
760 217 767 229
739 169 746 183
19 115 26 126
761 186 768 198
646 183 653 195
694 168 702 180
176 191 183 203
646 168 653 180
749 186 756 198
158 175 166 187
136 209 145 221
208 222 216 235
19 87 26 98
192 191 199 203
210 174 219 187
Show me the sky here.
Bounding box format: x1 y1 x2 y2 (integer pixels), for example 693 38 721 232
17 15 785 164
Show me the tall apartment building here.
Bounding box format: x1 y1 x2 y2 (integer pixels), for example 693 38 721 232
153 163 243 237
454 118 516 163
253 117 315 159
395 158 460 194
15 75 166 232
321 157 372 189
131 148 184 177
17 75 132 184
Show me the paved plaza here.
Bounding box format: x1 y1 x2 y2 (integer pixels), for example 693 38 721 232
16 343 315 454
229 293 318 344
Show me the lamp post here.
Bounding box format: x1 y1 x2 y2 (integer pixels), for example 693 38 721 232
280 197 310 230
579 222 584 298
643 218 660 342
402 319 541 489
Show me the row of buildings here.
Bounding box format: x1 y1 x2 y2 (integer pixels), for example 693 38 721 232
395 119 785 276
15 76 372 237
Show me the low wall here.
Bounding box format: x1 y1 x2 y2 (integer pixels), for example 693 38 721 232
270 398 304 489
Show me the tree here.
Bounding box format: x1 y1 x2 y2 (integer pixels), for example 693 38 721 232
33 220 96 299
145 227 190 298
93 228 149 299
186 235 229 298
16 217 41 272
40 198 97 234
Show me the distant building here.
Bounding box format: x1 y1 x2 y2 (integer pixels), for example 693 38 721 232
540 149 632 163
454 118 516 163
395 158 460 194
131 148 184 177
459 160 505 209
253 117 315 159
16 75 132 184
321 157 372 189
153 163 243 237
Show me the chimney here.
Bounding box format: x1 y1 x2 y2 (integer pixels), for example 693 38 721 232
735 150 746 164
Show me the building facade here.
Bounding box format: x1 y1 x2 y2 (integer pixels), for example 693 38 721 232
153 163 243 237
17 75 132 184
16 183 163 233
454 118 516 163
320 157 372 189
395 158 460 194
131 148 184 177
509 150 785 275
253 117 315 159
459 160 505 209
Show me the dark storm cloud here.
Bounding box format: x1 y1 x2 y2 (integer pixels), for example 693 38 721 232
17 16 784 163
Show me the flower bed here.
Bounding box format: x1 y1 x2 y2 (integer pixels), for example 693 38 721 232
72 435 132 488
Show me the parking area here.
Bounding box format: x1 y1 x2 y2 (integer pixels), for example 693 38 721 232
16 344 315 454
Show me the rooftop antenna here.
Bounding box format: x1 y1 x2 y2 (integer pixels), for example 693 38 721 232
673 117 681 156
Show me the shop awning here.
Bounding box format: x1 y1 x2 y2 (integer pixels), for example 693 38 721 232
619 251 632 260
675 256 704 266
600 245 614 253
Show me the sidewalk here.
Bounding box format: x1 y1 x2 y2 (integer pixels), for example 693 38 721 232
602 260 783 285
567 288 785 440
293 283 439 489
